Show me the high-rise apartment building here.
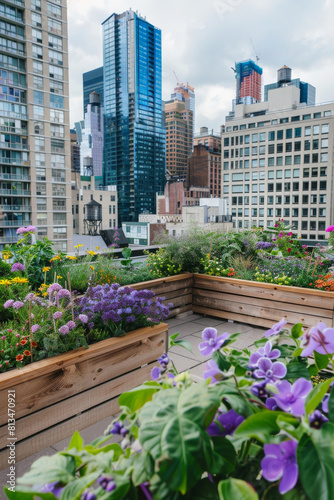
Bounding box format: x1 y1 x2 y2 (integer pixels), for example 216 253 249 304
0 0 72 251
171 82 195 139
264 66 316 106
165 99 193 180
235 59 262 105
82 66 103 115
222 85 333 241
75 92 103 176
102 9 165 224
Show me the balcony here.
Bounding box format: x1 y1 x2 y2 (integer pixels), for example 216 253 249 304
0 188 30 195
0 235 20 243
0 219 31 227
0 173 30 181
0 204 31 211
0 142 28 151
0 159 30 166
1 0 24 6
53 219 66 225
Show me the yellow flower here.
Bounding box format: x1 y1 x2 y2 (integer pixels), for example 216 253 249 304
86 250 96 256
50 255 61 262
74 244 84 249
42 267 51 272
96 246 100 251
90 266 95 271
2 253 11 260
66 255 77 260
57 275 62 279
11 277 28 284
0 279 12 285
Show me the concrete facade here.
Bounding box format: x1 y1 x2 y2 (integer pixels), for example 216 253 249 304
165 99 193 180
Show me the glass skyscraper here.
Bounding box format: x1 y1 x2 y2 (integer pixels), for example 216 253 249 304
102 9 165 224
82 66 104 115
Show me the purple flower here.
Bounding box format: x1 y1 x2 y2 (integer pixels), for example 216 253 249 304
53 311 63 320
266 397 278 411
66 321 76 330
265 318 287 337
273 378 312 416
254 358 287 383
98 476 116 492
59 325 69 335
151 366 161 380
26 225 37 233
78 314 88 323
207 409 244 437
11 262 25 273
203 360 224 384
261 441 298 495
309 409 329 429
110 421 128 436
1 336 6 340
81 491 97 500
250 381 268 399
31 324 40 333
48 283 62 295
325 225 334 232
13 301 24 310
40 482 64 498
249 341 281 367
199 328 229 356
16 226 26 234
56 289 71 300
3 300 14 309
301 322 334 356
158 353 169 368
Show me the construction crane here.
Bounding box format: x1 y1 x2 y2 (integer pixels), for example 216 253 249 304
173 70 181 86
250 38 260 64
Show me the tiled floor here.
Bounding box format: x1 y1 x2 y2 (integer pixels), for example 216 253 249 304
0 313 266 495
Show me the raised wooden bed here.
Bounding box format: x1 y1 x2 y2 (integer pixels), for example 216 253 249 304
130 273 193 318
192 274 334 329
0 323 168 469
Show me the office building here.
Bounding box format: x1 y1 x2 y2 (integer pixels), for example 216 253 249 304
264 66 316 106
70 129 80 173
75 92 103 176
0 0 73 251
235 59 262 105
102 9 165 224
165 99 193 180
171 82 195 139
222 85 334 240
82 66 103 115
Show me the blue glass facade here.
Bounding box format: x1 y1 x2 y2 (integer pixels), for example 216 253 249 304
264 78 316 106
102 10 165 223
83 67 104 114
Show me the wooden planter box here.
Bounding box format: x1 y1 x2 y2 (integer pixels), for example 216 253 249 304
129 273 193 318
192 274 334 329
0 323 168 469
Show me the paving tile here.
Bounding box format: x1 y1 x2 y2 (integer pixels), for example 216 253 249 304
193 317 228 327
169 352 202 372
51 415 121 452
168 322 203 338
167 313 202 328
0 447 56 486
189 362 207 378
169 334 212 362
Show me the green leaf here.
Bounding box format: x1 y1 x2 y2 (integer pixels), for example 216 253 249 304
170 339 192 353
314 351 330 371
276 414 302 439
209 436 236 475
118 381 161 413
292 348 303 357
218 478 259 500
234 411 281 442
169 333 180 342
305 377 334 415
212 349 231 372
297 423 334 500
83 442 123 458
235 365 247 377
60 472 100 500
188 478 220 499
308 364 318 377
291 323 303 339
285 362 311 381
4 489 57 500
68 431 84 451
139 382 220 494
132 450 154 486
328 386 334 422
17 455 76 486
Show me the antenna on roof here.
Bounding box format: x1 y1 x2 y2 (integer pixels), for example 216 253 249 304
250 38 260 64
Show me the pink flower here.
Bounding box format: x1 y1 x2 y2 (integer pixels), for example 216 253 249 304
287 248 291 253
274 224 278 227
287 232 293 236
278 233 284 238
325 225 334 232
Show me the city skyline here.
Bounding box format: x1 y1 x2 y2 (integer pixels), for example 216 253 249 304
68 0 334 131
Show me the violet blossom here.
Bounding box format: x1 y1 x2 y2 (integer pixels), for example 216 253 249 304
3 300 14 309
254 358 287 383
13 301 24 310
81 491 97 500
66 321 76 330
98 476 116 492
151 366 161 380
300 322 334 356
203 359 224 384
158 353 169 369
40 482 64 498
207 409 244 437
78 314 88 323
273 378 312 416
261 441 298 495
47 283 62 295
58 325 69 335
264 318 287 337
31 324 40 333
309 409 329 429
250 381 269 399
199 327 230 356
249 340 281 367
53 311 63 320
11 262 25 273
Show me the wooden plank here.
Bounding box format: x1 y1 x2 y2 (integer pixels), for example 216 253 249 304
193 288 332 319
192 295 326 327
130 274 193 290
193 275 334 310
168 304 192 318
163 293 192 309
0 363 153 469
192 305 276 329
0 324 168 390
0 362 154 449
0 329 167 425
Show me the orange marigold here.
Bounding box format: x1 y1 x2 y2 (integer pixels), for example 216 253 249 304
24 350 31 356
31 341 38 348
16 354 23 361
20 339 27 345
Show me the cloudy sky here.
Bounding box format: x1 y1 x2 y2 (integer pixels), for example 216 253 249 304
67 0 334 131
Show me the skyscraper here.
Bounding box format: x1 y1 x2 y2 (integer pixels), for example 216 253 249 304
165 99 193 180
264 66 316 105
102 9 165 223
171 82 195 139
83 66 104 115
235 59 262 105
75 92 104 176
0 0 72 251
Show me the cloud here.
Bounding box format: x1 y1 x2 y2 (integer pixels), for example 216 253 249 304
68 0 334 130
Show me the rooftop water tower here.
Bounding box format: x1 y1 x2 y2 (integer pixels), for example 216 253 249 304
84 199 102 235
